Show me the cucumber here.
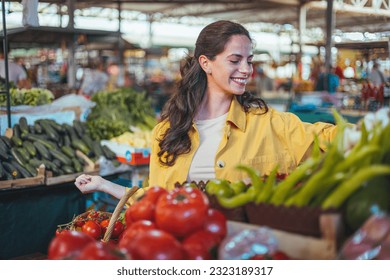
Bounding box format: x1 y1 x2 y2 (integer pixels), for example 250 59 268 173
2 162 20 179
52 159 62 168
33 122 43 134
71 139 90 155
23 141 37 157
10 159 32 178
50 150 72 166
92 141 104 158
13 124 21 138
24 134 56 150
72 158 83 173
0 162 4 178
73 120 84 138
81 134 94 150
61 145 75 158
102 145 116 160
16 147 31 163
19 117 29 135
62 165 75 174
0 136 12 149
29 158 44 169
11 136 23 147
10 148 28 166
33 141 52 160
24 163 38 177
40 121 59 141
0 139 9 160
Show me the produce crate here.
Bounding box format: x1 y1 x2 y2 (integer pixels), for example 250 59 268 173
244 202 340 238
45 150 99 186
0 165 45 190
227 220 339 260
100 140 150 166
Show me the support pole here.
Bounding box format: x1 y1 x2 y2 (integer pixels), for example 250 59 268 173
324 0 335 91
1 0 11 128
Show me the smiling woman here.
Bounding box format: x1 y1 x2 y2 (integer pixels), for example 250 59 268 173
75 20 337 199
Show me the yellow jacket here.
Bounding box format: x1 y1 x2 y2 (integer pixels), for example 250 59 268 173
149 97 337 190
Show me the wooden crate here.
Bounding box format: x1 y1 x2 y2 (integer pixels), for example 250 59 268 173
0 165 45 190
227 214 343 260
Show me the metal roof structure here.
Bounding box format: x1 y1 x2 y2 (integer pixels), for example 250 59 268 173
9 0 389 33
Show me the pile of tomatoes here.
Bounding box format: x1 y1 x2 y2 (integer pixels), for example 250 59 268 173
48 186 227 260
55 210 125 241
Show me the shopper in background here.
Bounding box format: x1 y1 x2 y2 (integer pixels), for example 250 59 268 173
369 61 386 87
78 61 109 98
255 66 274 96
75 20 337 199
315 65 340 94
0 45 31 89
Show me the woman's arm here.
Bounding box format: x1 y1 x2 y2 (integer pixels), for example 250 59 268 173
75 174 126 200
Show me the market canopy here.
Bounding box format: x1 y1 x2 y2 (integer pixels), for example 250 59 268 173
10 0 389 33
0 26 137 50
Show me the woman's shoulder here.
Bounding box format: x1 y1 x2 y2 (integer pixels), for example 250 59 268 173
152 119 170 136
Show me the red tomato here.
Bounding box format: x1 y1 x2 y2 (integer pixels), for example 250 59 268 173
125 186 168 223
82 220 102 240
78 241 129 260
118 220 156 246
48 230 95 260
100 219 110 235
272 250 290 260
124 229 184 260
204 208 227 242
155 187 209 237
111 221 125 239
182 230 220 260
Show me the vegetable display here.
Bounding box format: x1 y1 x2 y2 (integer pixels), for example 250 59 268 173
86 88 156 140
205 108 390 214
48 187 228 260
0 88 54 106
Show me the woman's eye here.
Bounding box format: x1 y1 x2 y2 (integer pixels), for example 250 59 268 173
248 61 253 65
230 60 239 64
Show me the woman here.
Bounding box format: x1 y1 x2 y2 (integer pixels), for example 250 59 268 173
75 20 336 198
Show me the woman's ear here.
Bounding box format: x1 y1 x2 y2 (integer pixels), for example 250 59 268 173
199 55 211 74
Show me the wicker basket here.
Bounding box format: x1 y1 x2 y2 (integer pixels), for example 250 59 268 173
57 186 140 242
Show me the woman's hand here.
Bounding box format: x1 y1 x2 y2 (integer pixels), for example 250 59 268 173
74 174 126 199
74 174 105 194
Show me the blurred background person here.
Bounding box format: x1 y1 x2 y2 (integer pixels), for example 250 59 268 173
369 61 386 87
315 65 339 94
78 61 109 98
255 66 274 96
0 44 31 89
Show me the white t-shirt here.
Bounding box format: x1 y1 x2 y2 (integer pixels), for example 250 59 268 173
187 113 228 183
80 68 109 96
0 60 27 84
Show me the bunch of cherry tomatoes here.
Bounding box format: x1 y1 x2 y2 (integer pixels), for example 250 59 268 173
48 186 227 260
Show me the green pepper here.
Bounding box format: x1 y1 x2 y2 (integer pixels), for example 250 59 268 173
217 186 256 208
255 165 278 204
205 179 234 198
269 156 322 205
230 180 247 195
235 164 264 194
322 165 390 209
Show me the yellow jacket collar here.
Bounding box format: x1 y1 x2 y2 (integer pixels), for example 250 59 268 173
227 96 247 132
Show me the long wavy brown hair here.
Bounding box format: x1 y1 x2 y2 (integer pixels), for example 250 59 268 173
158 20 268 166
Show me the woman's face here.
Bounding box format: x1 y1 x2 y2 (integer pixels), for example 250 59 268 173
205 35 253 96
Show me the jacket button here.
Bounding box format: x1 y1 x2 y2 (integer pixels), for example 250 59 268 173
217 160 225 168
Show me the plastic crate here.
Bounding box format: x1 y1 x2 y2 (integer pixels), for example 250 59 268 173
101 140 150 166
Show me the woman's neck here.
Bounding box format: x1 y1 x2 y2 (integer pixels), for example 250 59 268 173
196 92 233 121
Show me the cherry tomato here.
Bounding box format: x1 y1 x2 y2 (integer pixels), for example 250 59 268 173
73 217 86 227
182 230 220 260
100 219 110 235
82 220 102 240
111 221 125 239
125 186 168 224
204 208 227 242
123 229 184 260
48 230 95 260
78 241 130 260
155 187 209 237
